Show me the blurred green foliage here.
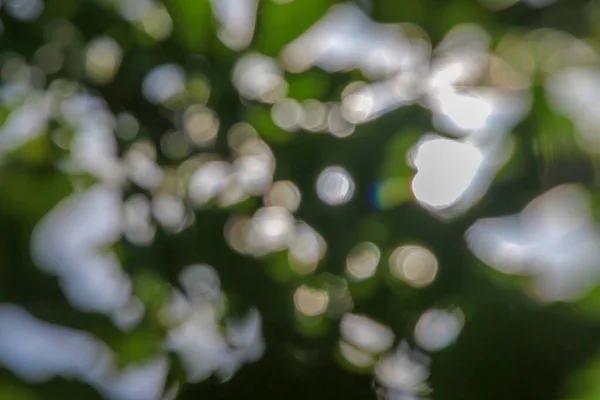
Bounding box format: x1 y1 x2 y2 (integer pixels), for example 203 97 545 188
2 0 600 399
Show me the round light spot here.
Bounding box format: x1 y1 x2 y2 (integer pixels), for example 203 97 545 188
225 216 252 254
142 64 185 104
184 106 219 147
140 4 173 40
328 104 355 138
271 98 303 131
342 90 375 124
125 148 164 190
179 264 220 302
346 242 380 280
389 245 438 287
85 37 123 84
375 342 430 392
294 286 329 317
232 53 286 103
264 180 301 212
248 206 295 254
301 100 328 132
316 166 355 205
123 194 155 246
152 194 186 230
228 123 259 151
414 309 463 351
339 341 375 368
5 0 44 21
340 314 394 354
288 222 326 274
188 161 231 205
233 154 274 195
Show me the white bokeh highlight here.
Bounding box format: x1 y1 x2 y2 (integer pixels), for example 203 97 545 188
466 184 600 301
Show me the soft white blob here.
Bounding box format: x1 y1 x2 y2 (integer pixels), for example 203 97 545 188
546 67 600 152
264 180 301 212
341 80 417 124
294 286 329 316
211 0 258 50
85 37 123 84
152 194 186 231
288 222 326 272
184 106 219 147
233 138 275 193
327 104 355 138
0 90 54 152
179 264 221 303
0 305 168 400
248 206 295 254
301 100 329 131
140 4 173 40
5 0 44 21
346 242 380 280
125 149 164 190
232 53 286 103
414 309 463 351
434 90 491 132
272 98 304 131
389 245 438 288
375 342 430 395
425 25 530 139
281 4 420 80
142 64 186 104
188 161 231 205
120 0 153 21
224 216 252 254
60 93 124 184
411 136 484 209
316 166 355 205
167 298 264 383
339 341 375 368
233 153 274 196
428 88 530 138
163 266 265 383
466 184 600 301
340 314 394 354
32 186 137 323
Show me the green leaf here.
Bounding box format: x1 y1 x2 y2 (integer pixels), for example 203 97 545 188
0 382 40 400
164 0 213 52
113 331 165 366
134 272 169 313
286 72 330 101
562 350 600 400
0 169 72 222
254 0 333 56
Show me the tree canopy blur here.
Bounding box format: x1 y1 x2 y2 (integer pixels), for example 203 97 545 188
3 0 600 399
